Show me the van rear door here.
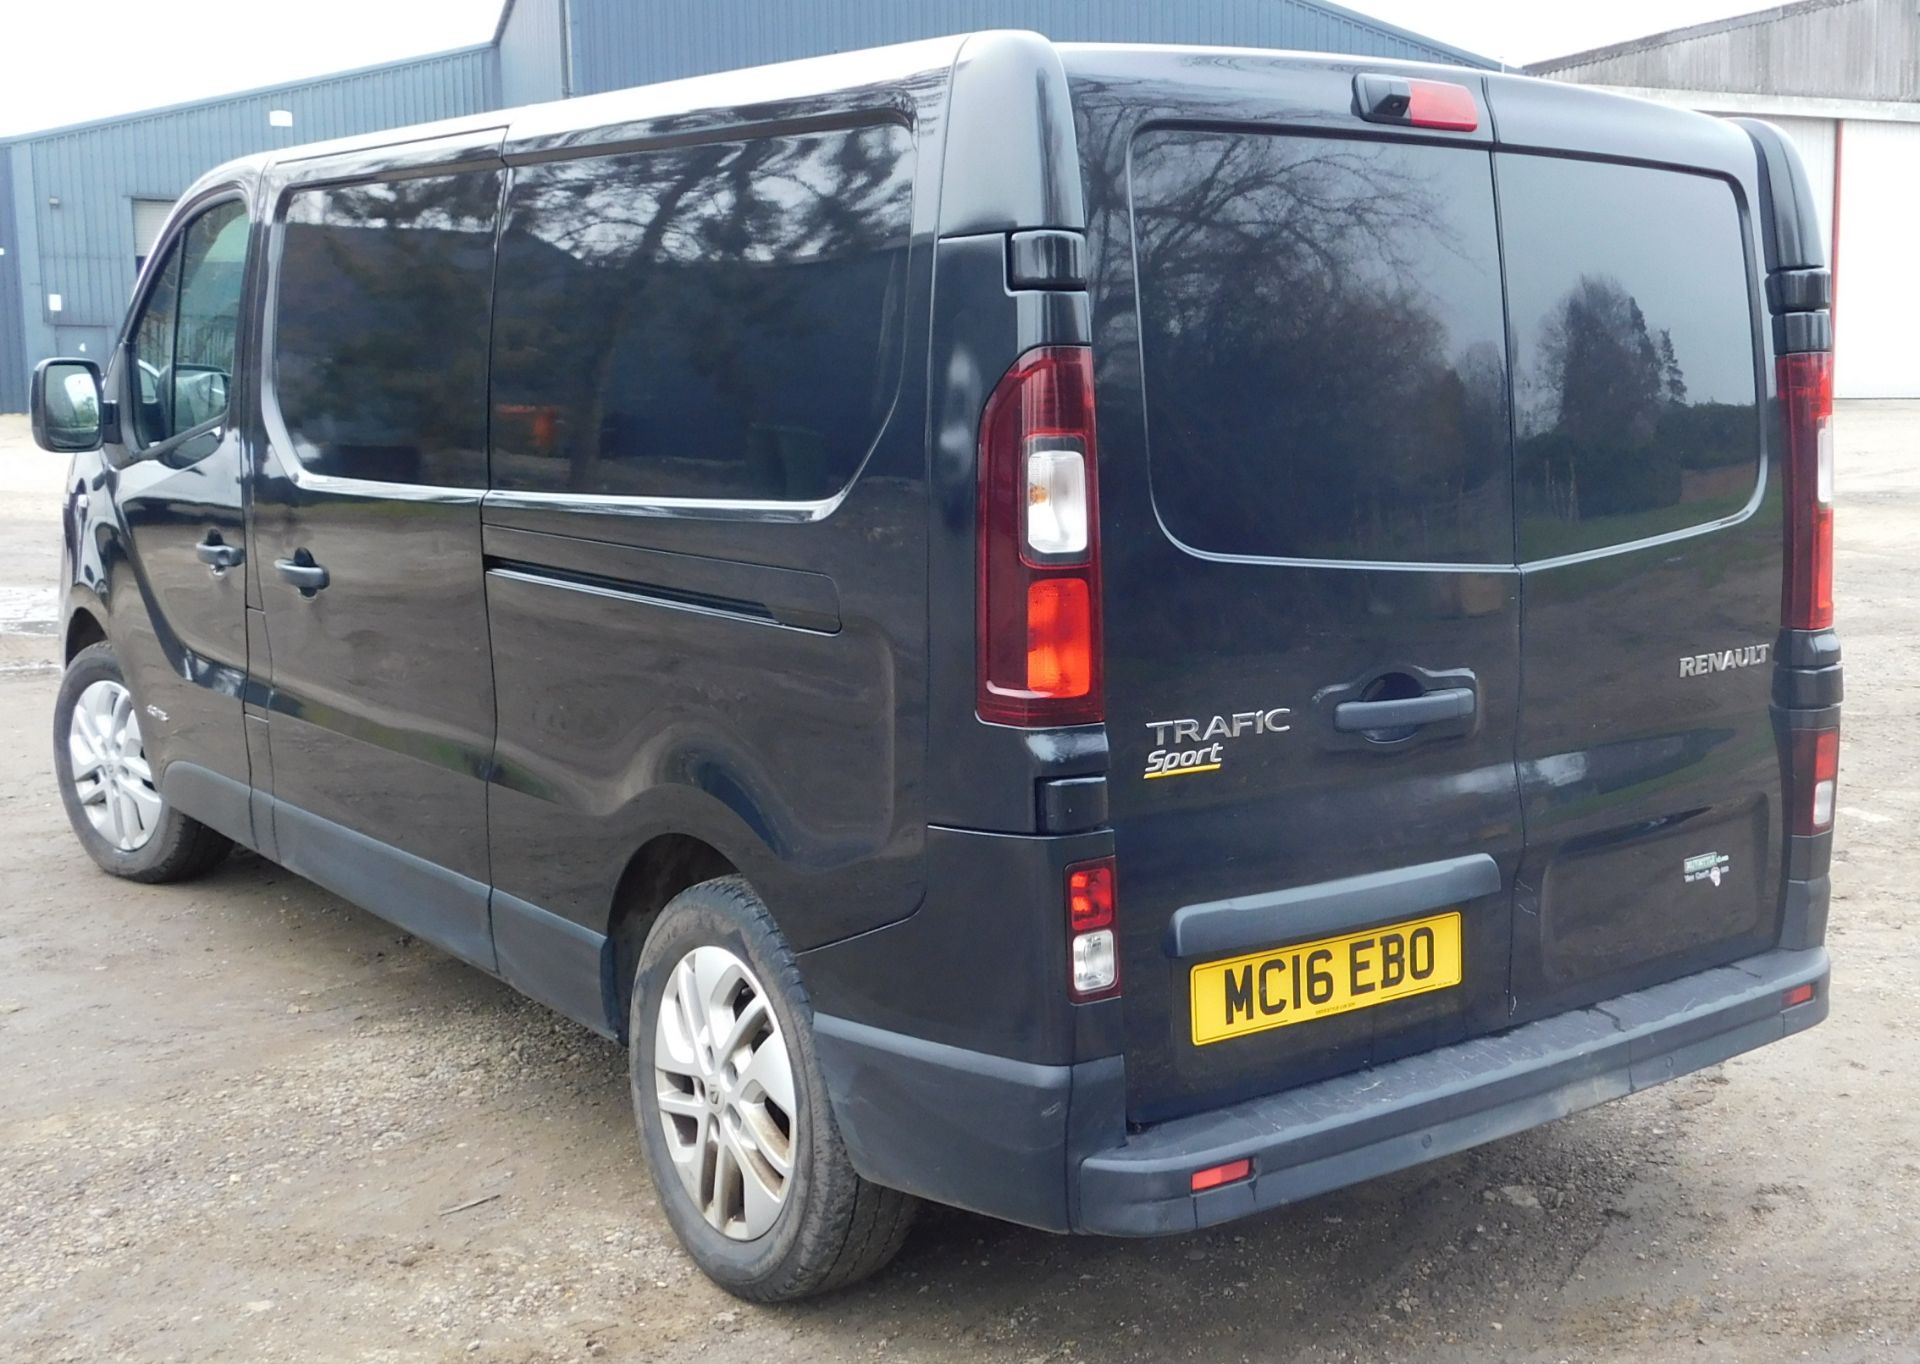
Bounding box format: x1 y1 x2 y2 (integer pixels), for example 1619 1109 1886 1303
1081 65 1524 1122
1491 108 1786 1020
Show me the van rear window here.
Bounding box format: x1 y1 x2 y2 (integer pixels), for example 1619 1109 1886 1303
490 124 914 503
1131 130 1511 565
1500 157 1760 561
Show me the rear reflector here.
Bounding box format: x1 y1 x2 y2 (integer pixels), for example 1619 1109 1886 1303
1790 728 1840 836
1191 1158 1253 1193
1779 351 1835 630
977 347 1104 727
1783 983 1817 1008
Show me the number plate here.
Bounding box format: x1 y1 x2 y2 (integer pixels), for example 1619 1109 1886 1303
1189 911 1463 1046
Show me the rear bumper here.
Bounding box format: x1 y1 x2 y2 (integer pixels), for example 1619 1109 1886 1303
815 945 1828 1235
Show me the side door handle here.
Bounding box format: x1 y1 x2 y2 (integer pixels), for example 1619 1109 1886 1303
1333 687 1476 733
275 552 330 596
195 536 244 571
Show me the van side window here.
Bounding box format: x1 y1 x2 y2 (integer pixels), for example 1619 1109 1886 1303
1500 157 1760 561
272 171 501 486
127 200 248 449
1130 131 1511 565
490 123 914 502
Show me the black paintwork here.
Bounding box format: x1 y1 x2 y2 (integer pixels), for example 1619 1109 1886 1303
44 33 1835 1238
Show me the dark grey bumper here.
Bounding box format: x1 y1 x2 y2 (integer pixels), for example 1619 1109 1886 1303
814 946 1829 1237
1077 946 1829 1234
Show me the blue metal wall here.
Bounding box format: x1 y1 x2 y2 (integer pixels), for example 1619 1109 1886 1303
498 0 571 107
563 0 1492 96
3 45 496 407
0 151 26 414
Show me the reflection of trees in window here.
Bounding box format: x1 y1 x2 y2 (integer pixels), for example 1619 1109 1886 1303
491 124 913 500
1128 130 1510 563
1517 273 1754 546
275 172 500 485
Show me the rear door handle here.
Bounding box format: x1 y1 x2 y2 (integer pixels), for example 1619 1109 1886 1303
1333 687 1476 733
195 537 244 570
275 554 330 595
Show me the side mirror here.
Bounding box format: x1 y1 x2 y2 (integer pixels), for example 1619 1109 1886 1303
30 358 107 453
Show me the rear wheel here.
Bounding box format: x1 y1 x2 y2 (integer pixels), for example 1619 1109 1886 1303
630 876 916 1300
53 642 231 883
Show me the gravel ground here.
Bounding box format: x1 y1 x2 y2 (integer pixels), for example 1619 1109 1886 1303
0 406 1916 1364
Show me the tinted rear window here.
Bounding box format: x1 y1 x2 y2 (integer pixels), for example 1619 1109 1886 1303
1501 156 1759 561
273 171 501 487
490 124 914 502
1131 130 1511 564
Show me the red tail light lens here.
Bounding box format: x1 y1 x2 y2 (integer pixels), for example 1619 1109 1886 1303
1779 351 1835 630
1066 856 1118 1000
1068 858 1115 931
1790 728 1840 835
977 347 1103 727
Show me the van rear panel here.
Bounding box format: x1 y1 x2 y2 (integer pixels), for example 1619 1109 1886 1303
1498 150 1784 1020
1065 50 1793 1121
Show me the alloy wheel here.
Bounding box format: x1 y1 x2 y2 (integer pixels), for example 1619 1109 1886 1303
652 944 797 1240
68 678 160 852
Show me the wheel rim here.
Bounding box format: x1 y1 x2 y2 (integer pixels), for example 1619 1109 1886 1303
652 944 796 1241
68 678 160 853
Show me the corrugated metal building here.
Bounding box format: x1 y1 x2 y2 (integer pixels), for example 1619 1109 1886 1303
1529 0 1920 398
0 0 1490 413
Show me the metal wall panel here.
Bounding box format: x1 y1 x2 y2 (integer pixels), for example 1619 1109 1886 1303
12 45 497 399
0 150 26 413
498 0 570 107
1834 119 1920 397
1531 0 1919 102
564 0 1493 97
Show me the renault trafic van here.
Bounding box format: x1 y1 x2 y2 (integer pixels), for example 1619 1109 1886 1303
31 32 1839 1301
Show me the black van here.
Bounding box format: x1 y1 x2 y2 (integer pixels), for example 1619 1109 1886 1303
32 32 1839 1301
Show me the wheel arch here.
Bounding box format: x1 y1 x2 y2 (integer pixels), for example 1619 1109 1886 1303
604 832 739 1042
63 602 107 663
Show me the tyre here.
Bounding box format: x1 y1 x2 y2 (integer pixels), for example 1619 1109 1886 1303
53 641 232 883
630 875 917 1301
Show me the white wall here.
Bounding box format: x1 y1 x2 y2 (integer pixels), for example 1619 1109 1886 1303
1835 119 1920 399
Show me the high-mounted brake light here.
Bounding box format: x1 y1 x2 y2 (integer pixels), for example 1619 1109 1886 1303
977 347 1103 727
1354 74 1479 132
1780 351 1835 630
1066 856 1119 1001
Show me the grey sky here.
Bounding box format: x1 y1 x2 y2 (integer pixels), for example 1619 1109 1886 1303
0 0 1779 137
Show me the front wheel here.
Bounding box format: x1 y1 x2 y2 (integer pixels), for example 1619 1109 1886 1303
630 876 916 1301
52 642 231 883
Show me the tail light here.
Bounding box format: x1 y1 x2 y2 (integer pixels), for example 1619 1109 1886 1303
1790 728 1839 835
977 347 1103 727
1066 856 1119 1001
1779 351 1834 630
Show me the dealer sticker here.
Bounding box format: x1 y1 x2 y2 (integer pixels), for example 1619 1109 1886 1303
1683 851 1731 886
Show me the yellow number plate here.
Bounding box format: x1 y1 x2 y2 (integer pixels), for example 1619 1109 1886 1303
1189 911 1463 1046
